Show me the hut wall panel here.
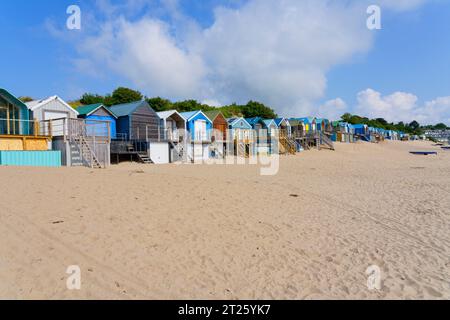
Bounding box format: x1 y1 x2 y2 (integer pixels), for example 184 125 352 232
130 106 161 140
0 138 24 151
33 100 78 122
24 138 49 151
0 151 61 167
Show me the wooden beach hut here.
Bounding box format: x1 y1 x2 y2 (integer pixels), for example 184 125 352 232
246 117 268 155
298 117 316 133
109 101 168 164
157 110 187 162
274 118 296 154
228 117 253 157
180 110 213 162
205 110 228 158
77 103 117 139
0 88 61 166
26 96 79 137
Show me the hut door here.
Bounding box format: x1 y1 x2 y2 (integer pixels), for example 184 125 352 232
194 120 206 141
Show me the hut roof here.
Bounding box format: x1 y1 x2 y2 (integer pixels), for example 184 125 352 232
262 119 277 128
274 118 287 127
25 96 79 115
76 103 116 118
180 110 212 123
108 100 149 117
204 110 225 122
245 117 264 126
0 88 29 109
227 117 252 128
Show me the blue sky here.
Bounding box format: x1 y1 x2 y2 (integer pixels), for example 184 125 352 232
0 0 449 124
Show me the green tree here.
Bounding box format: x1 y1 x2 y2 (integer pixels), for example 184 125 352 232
19 96 34 103
80 93 105 105
146 97 173 112
409 120 420 131
106 87 143 106
241 101 277 118
434 123 448 130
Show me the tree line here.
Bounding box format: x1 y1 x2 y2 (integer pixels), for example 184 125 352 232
77 87 278 119
340 113 449 135
19 87 448 131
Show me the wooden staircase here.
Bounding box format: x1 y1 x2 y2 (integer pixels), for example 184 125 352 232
73 136 103 168
279 131 296 155
237 141 249 158
319 132 335 151
137 152 153 164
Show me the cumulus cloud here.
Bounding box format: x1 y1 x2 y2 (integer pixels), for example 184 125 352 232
332 89 450 125
355 89 419 122
54 0 432 116
318 98 348 120
66 0 375 113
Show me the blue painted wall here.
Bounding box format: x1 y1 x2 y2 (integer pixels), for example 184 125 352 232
186 113 213 141
0 151 61 167
86 115 117 139
116 117 130 139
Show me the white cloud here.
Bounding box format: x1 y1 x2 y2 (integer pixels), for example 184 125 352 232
355 89 419 122
57 0 432 117
318 98 348 120
332 88 450 125
68 0 375 113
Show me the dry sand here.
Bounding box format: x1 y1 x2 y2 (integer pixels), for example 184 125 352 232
0 140 449 300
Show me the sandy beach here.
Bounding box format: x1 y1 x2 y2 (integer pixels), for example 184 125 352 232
0 140 449 300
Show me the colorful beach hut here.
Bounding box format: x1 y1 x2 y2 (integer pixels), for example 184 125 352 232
109 101 168 164
76 103 117 139
246 117 272 155
0 88 60 167
204 110 228 142
180 110 213 162
109 100 160 141
298 117 316 133
228 117 254 157
157 110 186 162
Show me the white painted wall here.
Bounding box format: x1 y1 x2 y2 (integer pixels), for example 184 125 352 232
149 142 169 164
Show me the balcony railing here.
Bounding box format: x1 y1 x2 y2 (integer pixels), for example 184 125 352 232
0 118 56 137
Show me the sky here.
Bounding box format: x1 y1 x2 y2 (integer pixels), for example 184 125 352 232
0 0 449 125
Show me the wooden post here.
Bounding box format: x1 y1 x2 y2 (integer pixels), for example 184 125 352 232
34 120 38 137
48 119 53 137
6 106 10 135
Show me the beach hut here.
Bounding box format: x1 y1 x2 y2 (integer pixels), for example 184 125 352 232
0 88 60 166
246 117 270 155
109 101 168 164
316 118 326 132
205 110 228 158
204 110 228 142
180 110 213 162
25 96 78 137
228 117 253 157
298 117 316 133
76 103 117 139
274 118 296 154
157 110 186 162
289 119 305 138
275 118 291 136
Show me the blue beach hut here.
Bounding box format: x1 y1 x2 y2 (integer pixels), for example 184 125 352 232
180 110 213 162
77 103 117 139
